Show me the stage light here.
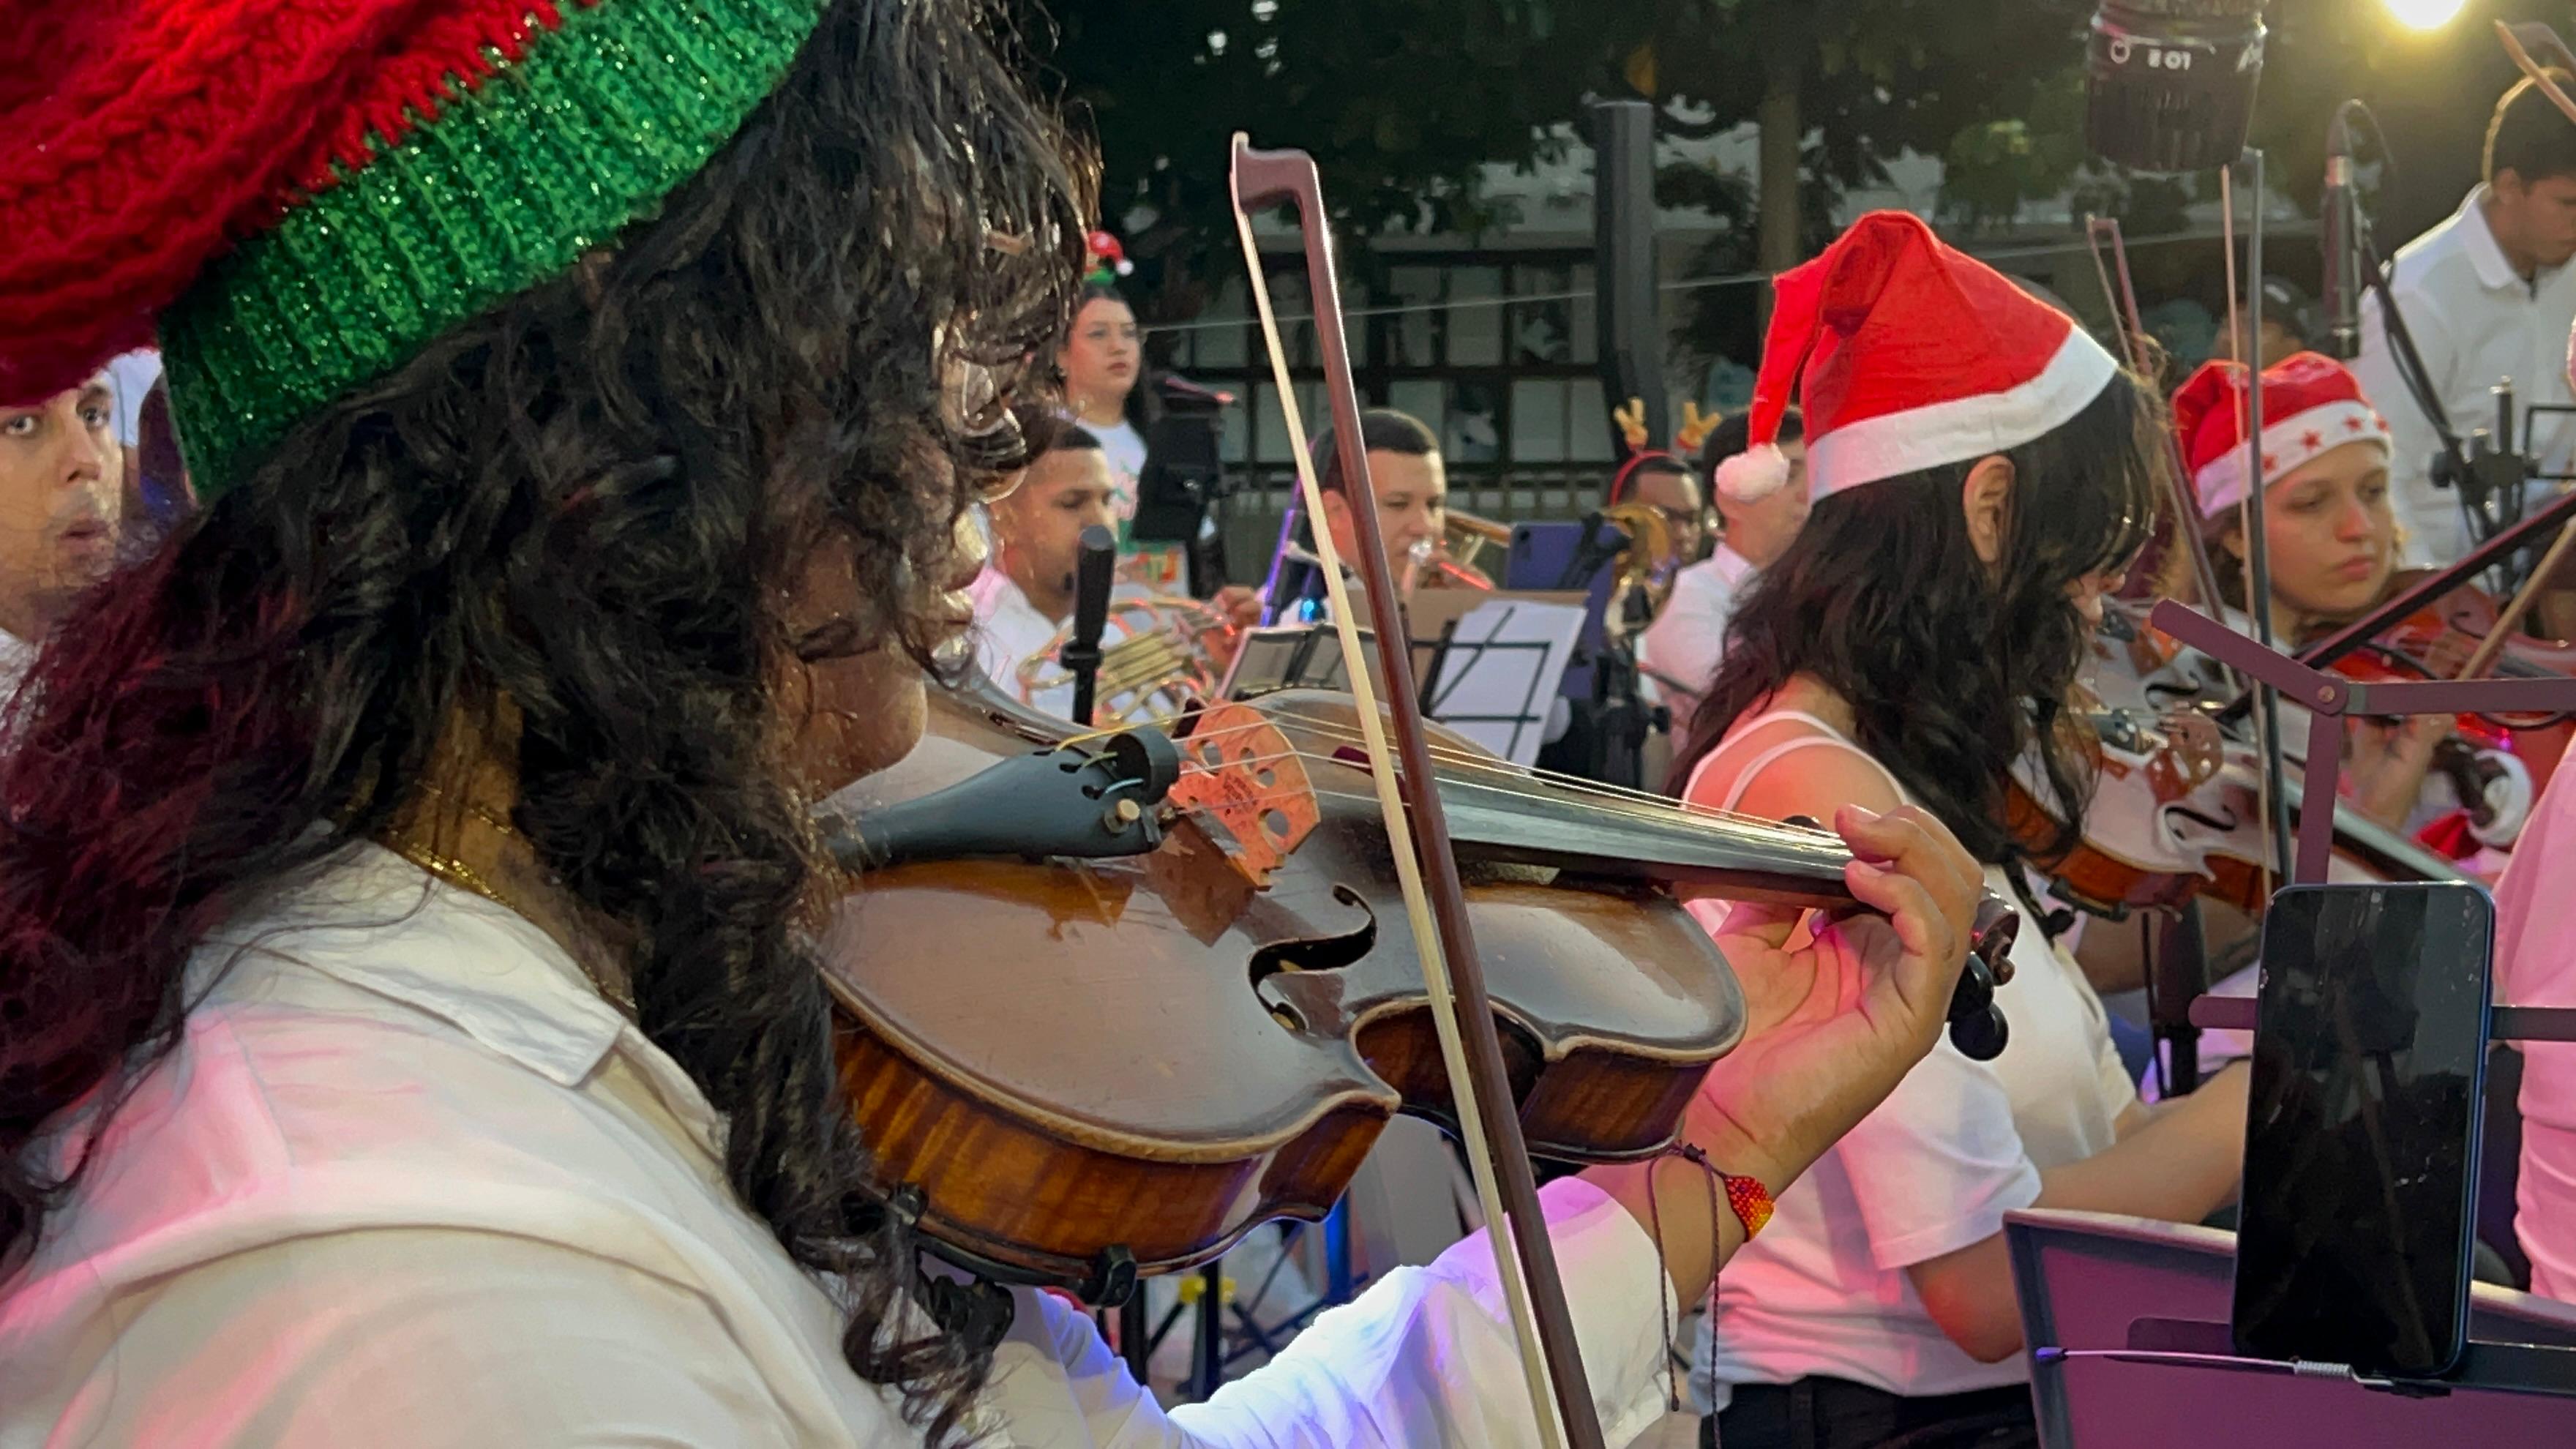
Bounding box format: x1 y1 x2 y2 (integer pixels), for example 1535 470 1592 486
2383 0 2465 30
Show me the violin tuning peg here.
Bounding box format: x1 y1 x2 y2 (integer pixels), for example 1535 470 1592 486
1947 953 1997 1021
1944 954 2008 1060
1949 1003 2010 1062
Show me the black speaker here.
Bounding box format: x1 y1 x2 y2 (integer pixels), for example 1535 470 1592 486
1590 100 1666 458
2084 0 2268 175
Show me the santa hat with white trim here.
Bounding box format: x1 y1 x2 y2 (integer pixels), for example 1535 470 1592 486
1720 211 2121 503
2170 351 2392 519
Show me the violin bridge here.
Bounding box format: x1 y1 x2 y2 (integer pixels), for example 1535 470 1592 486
1167 703 1319 887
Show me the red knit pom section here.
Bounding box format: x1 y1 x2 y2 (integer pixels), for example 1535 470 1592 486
0 0 582 406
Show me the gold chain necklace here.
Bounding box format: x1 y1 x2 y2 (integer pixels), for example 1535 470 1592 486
378 795 638 1019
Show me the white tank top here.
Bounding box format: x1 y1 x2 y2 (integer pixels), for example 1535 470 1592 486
1681 708 2138 1409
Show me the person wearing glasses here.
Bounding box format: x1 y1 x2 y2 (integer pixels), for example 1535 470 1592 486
1640 408 1812 725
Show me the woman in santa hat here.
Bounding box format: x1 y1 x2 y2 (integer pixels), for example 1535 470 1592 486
1666 212 2253 1448
1061 234 1150 504
2170 351 2550 861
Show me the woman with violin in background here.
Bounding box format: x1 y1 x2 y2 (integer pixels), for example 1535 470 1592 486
2170 351 2567 869
0 2 1991 1445
1666 213 2251 1449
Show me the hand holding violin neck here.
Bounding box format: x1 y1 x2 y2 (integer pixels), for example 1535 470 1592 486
1592 802 1991 1303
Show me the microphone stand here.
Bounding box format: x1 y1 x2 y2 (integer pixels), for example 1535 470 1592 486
1063 525 1117 732
1052 521 1156 1380
2358 212 2496 550
1057 522 1257 1396
2327 99 2489 550
2234 148 2297 887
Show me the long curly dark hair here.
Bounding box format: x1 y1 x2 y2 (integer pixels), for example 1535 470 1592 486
0 2 1090 1442
1669 372 2168 864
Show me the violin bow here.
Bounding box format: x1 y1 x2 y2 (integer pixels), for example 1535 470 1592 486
2081 216 2237 648
1229 135 1598 1449
2500 21 2576 130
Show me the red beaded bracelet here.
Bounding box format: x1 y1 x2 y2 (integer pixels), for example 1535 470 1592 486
1722 1169 1775 1240
1666 1142 1773 1240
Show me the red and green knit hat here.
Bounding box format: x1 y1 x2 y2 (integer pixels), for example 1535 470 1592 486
0 0 830 497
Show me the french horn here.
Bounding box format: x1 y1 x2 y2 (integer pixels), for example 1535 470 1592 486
1014 592 1237 725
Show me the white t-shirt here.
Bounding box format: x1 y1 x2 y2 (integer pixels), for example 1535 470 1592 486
969 565 1066 711
1680 710 2135 1410
0 842 1683 1448
1088 417 1147 529
1638 545 1756 730
966 567 1178 721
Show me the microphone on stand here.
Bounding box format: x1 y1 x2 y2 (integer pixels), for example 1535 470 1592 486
2322 108 2363 362
1062 525 1117 728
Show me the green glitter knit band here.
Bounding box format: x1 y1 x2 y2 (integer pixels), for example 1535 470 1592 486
160 0 827 497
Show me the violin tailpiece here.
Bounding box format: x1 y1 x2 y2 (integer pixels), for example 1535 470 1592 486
1167 704 1320 886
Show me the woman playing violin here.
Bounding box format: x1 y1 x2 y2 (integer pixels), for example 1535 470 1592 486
0 3 1986 1445
1667 214 2253 1449
2172 351 2550 858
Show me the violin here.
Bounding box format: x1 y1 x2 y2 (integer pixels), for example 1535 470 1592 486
2009 600 2467 920
817 676 2020 1297
2323 570 2573 834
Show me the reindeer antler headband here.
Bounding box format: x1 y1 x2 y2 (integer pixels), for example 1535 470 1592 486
1607 397 1723 502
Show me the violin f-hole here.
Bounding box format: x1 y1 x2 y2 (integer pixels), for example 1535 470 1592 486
1249 884 1378 1033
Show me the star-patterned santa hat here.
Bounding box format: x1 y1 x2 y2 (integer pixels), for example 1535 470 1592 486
2170 351 2392 519
1721 211 2120 502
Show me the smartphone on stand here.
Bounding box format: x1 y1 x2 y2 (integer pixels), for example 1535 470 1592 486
2232 881 2495 1379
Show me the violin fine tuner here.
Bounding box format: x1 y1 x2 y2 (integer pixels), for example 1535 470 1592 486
820 725 1183 872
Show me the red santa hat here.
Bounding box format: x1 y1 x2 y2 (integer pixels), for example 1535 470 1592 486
1721 211 2120 503
2170 352 2392 519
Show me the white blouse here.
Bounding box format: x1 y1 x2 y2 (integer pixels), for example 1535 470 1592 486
0 843 1678 1447
1679 711 2136 1410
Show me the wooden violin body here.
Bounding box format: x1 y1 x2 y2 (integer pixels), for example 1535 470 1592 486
818 681 1748 1296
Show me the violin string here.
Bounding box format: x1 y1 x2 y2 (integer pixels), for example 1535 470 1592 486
1169 783 1854 852
1165 708 1846 843
1167 711 1712 819
1077 704 1722 825
1194 729 1845 844
1155 787 1858 901
1168 727 1843 845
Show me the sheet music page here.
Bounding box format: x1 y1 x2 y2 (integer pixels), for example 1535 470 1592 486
1423 598 1586 765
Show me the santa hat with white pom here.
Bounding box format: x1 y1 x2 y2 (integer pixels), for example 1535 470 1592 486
1722 211 2121 503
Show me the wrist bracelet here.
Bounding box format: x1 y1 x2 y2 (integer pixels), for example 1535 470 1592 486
1672 1142 1772 1239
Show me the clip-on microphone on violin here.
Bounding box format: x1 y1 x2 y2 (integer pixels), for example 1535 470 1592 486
1786 816 2015 1061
